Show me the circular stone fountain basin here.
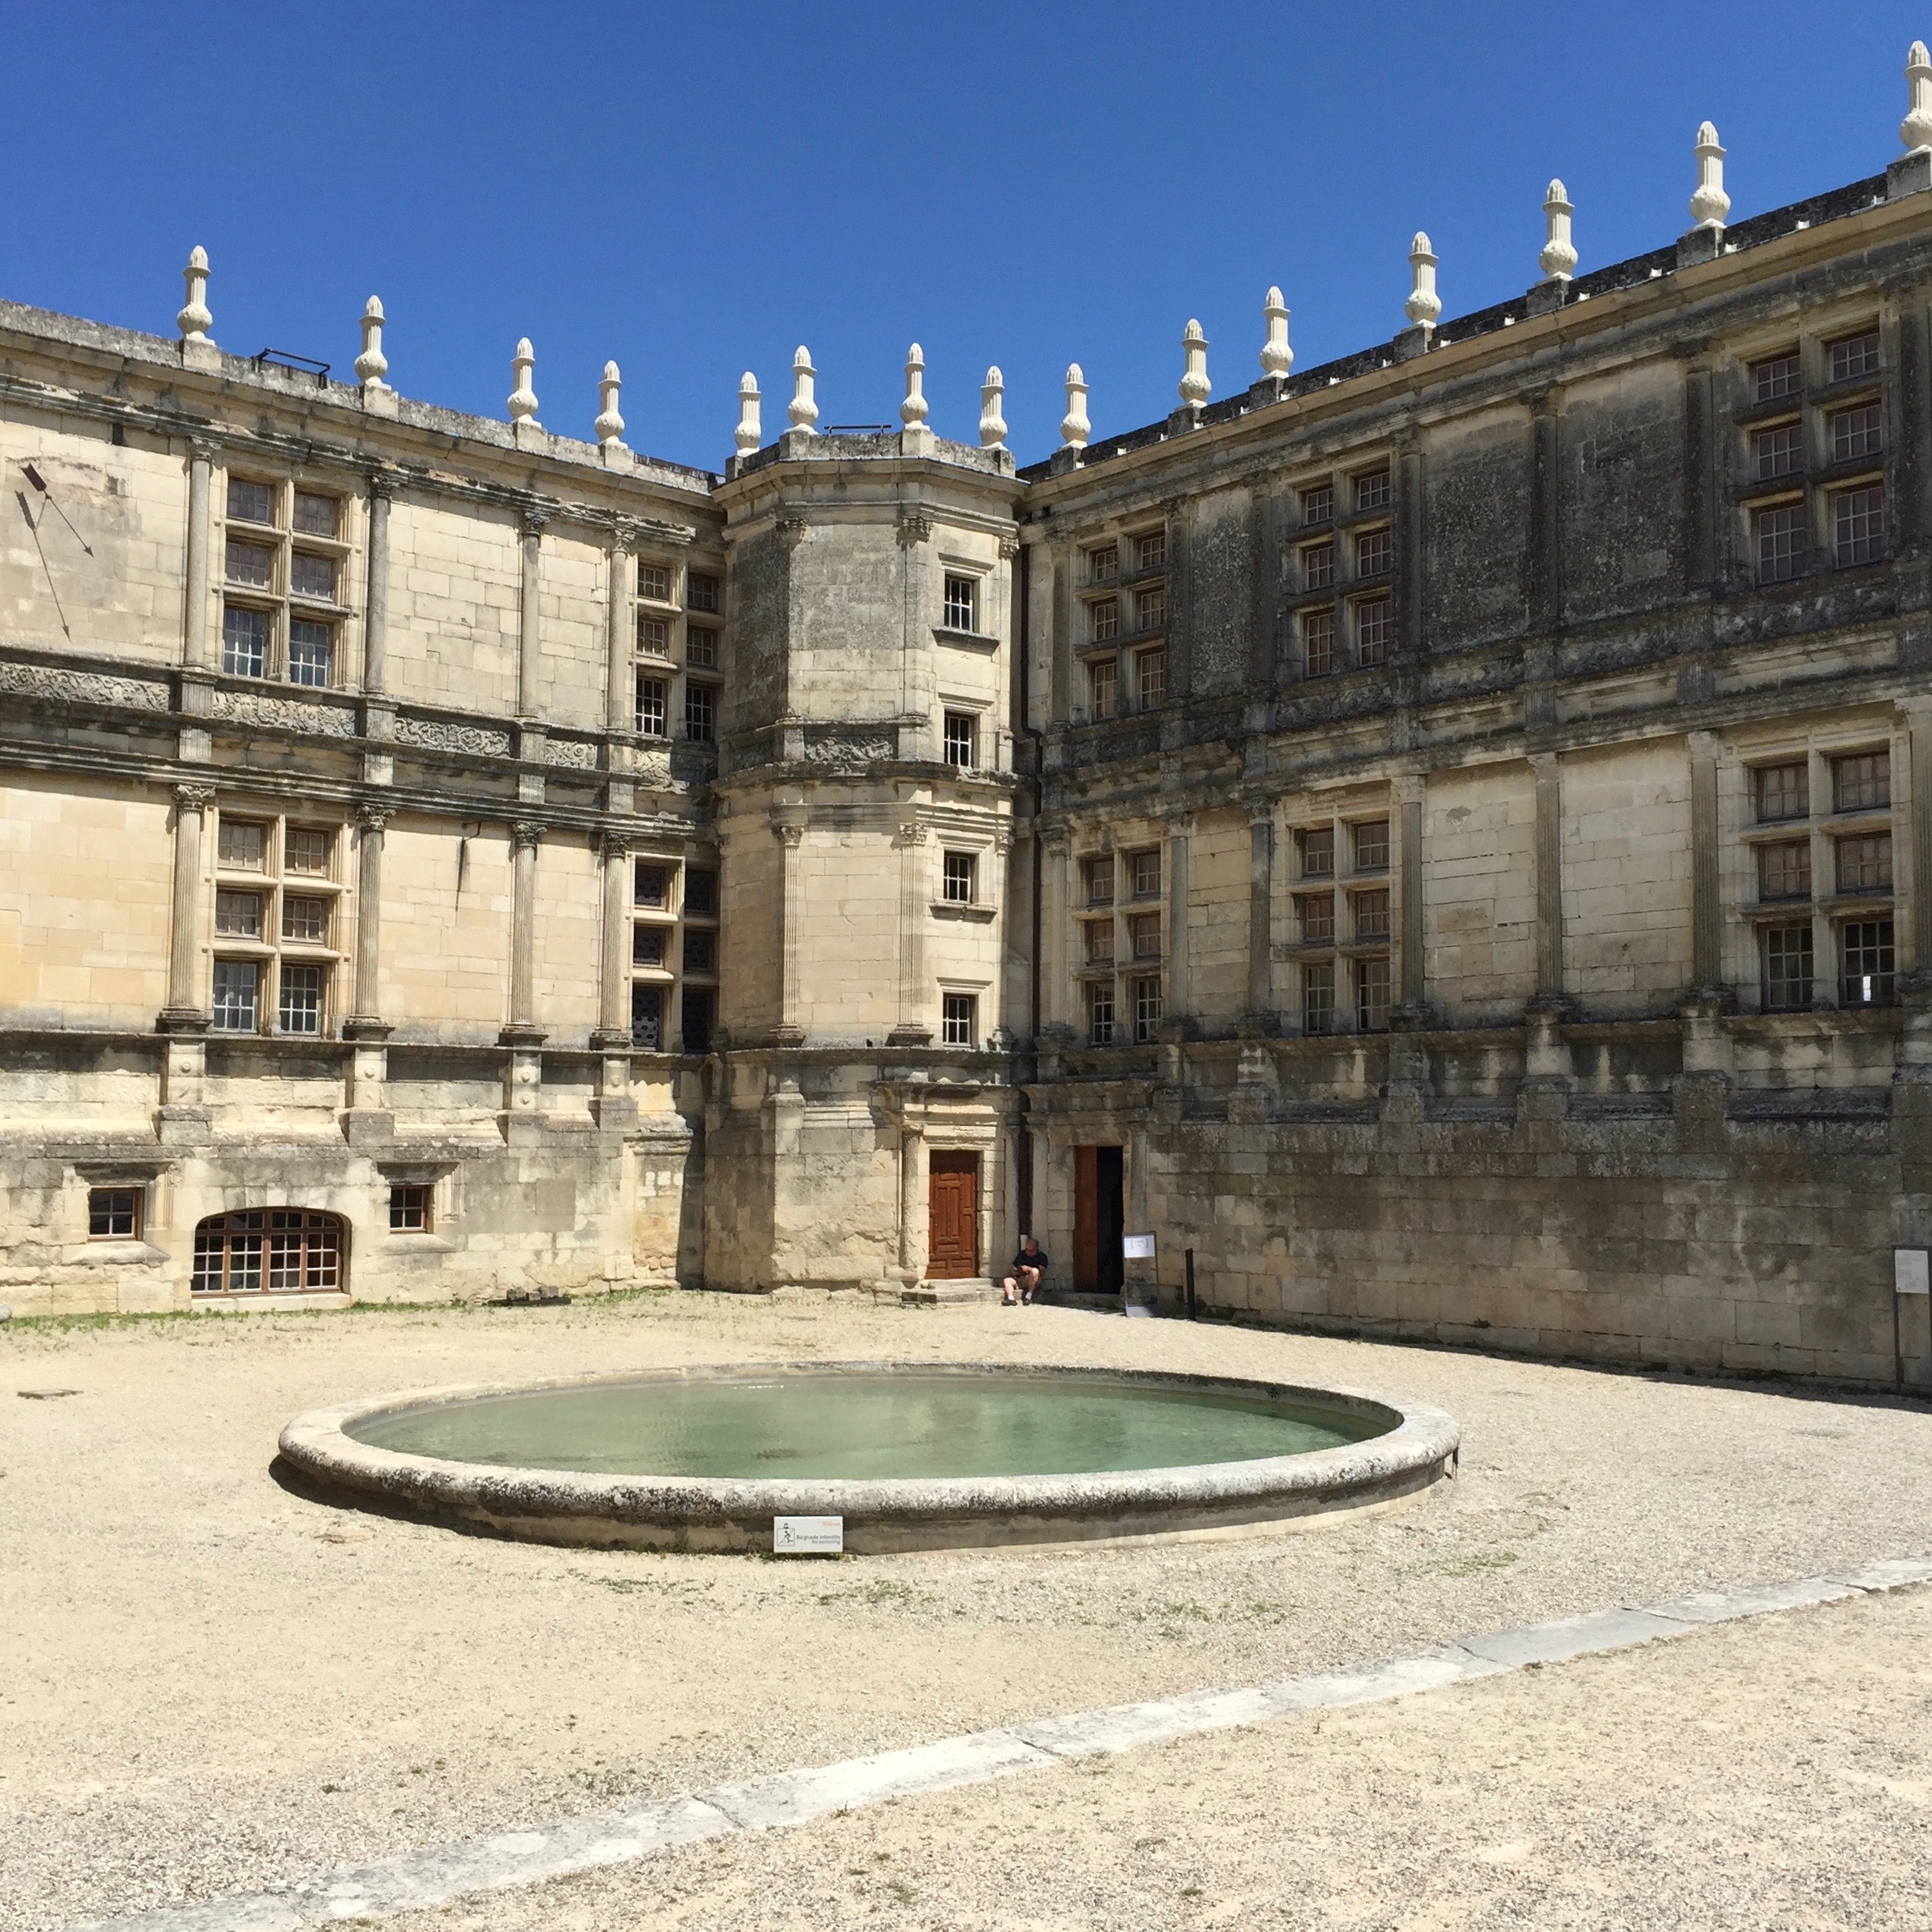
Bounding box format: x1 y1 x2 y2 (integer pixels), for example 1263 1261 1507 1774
278 1362 1459 1552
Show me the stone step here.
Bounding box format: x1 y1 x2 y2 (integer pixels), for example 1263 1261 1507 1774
899 1274 1004 1306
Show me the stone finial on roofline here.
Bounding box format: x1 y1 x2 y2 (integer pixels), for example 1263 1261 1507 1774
901 343 929 426
177 247 213 345
1060 364 1090 451
507 339 540 427
735 372 762 455
1904 41 1932 152
594 361 626 448
980 366 1007 450
1689 122 1730 229
1404 233 1442 329
1179 319 1210 409
788 346 819 433
1539 181 1577 283
355 297 390 390
1260 288 1292 377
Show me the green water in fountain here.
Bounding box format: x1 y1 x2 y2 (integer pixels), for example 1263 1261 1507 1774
348 1374 1385 1481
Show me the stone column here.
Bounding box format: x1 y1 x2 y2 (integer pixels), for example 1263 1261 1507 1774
773 817 805 1045
517 507 546 719
1245 802 1275 1022
890 813 931 1046
502 821 546 1043
1688 731 1726 995
897 1117 925 1283
1396 772 1427 1012
162 783 213 1022
342 807 394 1145
1531 753 1565 998
1522 752 1573 1137
605 528 635 733
182 443 214 671
1161 809 1191 1022
1040 830 1070 1039
362 477 393 695
591 830 637 1128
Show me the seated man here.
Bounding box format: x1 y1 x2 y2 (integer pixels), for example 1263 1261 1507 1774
1002 1235 1050 1306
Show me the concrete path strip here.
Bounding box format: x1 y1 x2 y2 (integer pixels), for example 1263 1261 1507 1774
77 1554 1932 1932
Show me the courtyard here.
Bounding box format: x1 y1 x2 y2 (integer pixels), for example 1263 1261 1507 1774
5 1291 1930 1930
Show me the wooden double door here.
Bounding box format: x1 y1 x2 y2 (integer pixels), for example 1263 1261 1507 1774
927 1150 981 1279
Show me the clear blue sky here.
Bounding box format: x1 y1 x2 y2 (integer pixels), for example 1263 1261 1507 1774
6 3 1926 472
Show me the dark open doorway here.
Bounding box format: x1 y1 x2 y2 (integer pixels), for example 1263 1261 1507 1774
1073 1144 1125 1294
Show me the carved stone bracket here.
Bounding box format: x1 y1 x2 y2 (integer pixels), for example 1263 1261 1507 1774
520 504 550 540
892 820 928 848
173 782 217 808
998 533 1020 559
511 819 546 850
771 818 804 847
775 515 809 546
356 803 391 832
896 514 932 548
600 829 635 862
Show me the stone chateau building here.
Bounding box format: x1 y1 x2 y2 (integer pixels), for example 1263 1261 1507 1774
10 50 1932 1388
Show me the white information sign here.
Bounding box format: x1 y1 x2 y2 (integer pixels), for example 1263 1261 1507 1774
1122 1232 1157 1260
773 1514 845 1555
1895 1248 1930 1296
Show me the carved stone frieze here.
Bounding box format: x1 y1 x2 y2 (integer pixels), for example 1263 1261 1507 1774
393 714 514 757
543 738 600 770
209 687 356 736
800 725 897 769
0 660 170 712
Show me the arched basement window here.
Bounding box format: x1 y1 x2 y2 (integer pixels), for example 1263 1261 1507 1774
191 1210 345 1296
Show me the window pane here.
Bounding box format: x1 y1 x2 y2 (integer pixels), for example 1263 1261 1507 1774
632 923 668 967
1356 596 1391 666
1089 656 1117 718
638 615 671 656
1752 351 1801 403
1302 542 1334 590
1352 820 1390 872
1353 889 1391 941
943 713 977 769
222 605 268 678
1136 646 1167 708
1353 469 1391 512
942 993 977 1047
291 490 338 537
683 683 716 742
89 1188 139 1238
1089 596 1119 643
686 571 721 614
1085 857 1114 906
1296 892 1335 942
1754 762 1809 822
388 1184 430 1232
278 963 324 1033
1302 959 1335 1034
1832 484 1883 567
1301 482 1333 526
1755 503 1805 584
1753 423 1802 481
942 852 976 903
630 982 664 1050
1835 832 1893 895
290 551 337 601
638 562 671 602
681 988 714 1051
1354 528 1391 578
1300 827 1335 878
1757 840 1811 901
212 960 259 1030
1356 955 1391 1031
943 575 977 631
1135 584 1167 631
1829 403 1882 464
1840 919 1895 1006
286 826 332 875
282 895 330 942
215 888 262 938
636 675 667 736
287 619 333 688
1087 543 1118 584
1832 751 1890 813
1131 849 1161 899
1301 606 1335 677
1084 918 1115 964
1827 330 1879 384
685 627 718 669
1762 925 1813 1010
684 869 718 916
1132 974 1162 1042
227 478 274 524
1134 529 1167 571
682 928 717 974
635 863 670 908
226 539 273 588
1129 912 1161 959
1087 979 1115 1045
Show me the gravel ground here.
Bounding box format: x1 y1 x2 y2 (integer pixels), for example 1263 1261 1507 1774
5 1289 1931 1930
415 1585 1932 1932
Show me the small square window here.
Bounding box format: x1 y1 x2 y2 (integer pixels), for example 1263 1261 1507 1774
222 605 268 679
683 928 717 974
1753 423 1802 481
1762 924 1813 1010
1136 584 1167 632
1354 528 1391 578
1087 542 1119 584
941 991 977 1047
1085 856 1115 907
1755 502 1805 584
1129 912 1162 960
286 826 332 876
682 987 714 1052
684 683 717 743
1833 751 1890 813
638 561 672 603
1130 848 1162 899
1353 889 1391 942
1355 595 1391 666
1752 351 1801 403
942 851 977 904
215 888 263 939
1089 596 1119 644
638 615 671 656
1757 840 1811 901
1841 918 1895 1007
1352 820 1390 873
278 962 325 1034
686 627 718 670
1134 529 1167 572
632 924 668 968
212 959 260 1032
684 869 718 916
636 862 671 908
1084 918 1115 965
282 895 330 943
1301 482 1334 526
636 674 668 737
226 539 273 589
1302 541 1334 591
227 478 276 525
1087 980 1115 1046
1827 329 1880 385
388 1184 432 1233
1296 892 1335 943
1355 955 1391 1031
1299 826 1335 879
687 571 721 615
1132 974 1162 1043
630 982 664 1050
1136 646 1167 709
290 551 336 601
1754 761 1809 822
1302 958 1335 1034
1089 656 1118 718
291 491 338 538
218 819 267 871
288 619 333 688
1353 468 1391 513
943 574 978 632
943 712 977 770
88 1188 140 1239
1301 606 1335 678
1829 403 1882 464
1836 831 1893 895
1832 484 1883 568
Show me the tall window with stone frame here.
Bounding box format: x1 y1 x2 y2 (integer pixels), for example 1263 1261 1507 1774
942 851 977 904
1136 645 1167 709
942 711 977 769
88 1187 142 1239
683 680 717 744
636 671 668 738
1302 959 1335 1035
941 991 978 1047
1762 925 1813 1010
210 812 341 1036
1131 974 1163 1043
1089 655 1118 718
220 477 346 687
942 574 978 632
1087 978 1116 1046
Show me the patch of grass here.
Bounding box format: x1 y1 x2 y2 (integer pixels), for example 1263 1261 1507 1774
1427 1548 1519 1578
